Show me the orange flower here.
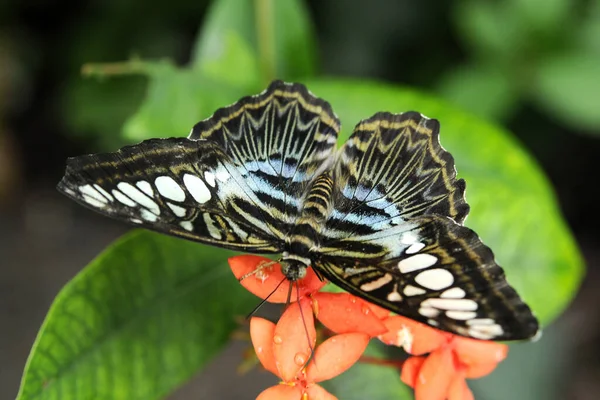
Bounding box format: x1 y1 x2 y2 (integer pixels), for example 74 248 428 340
230 255 388 336
232 255 509 400
229 255 326 303
250 298 370 400
380 315 508 400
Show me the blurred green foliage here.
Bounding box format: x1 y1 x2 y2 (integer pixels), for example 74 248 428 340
438 0 600 133
19 0 586 399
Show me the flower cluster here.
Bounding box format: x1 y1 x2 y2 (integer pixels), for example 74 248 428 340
230 255 508 400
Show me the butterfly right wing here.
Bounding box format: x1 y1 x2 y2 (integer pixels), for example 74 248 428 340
314 215 540 341
58 138 284 253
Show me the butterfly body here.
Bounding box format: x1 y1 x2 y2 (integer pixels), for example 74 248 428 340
58 81 540 341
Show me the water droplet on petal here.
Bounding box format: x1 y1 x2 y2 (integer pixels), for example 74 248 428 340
346 307 352 312
257 346 263 353
362 306 371 315
350 298 357 304
273 335 283 344
294 352 307 365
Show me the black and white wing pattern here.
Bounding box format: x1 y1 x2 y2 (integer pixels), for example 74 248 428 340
58 81 339 251
315 216 539 340
322 112 469 240
190 81 339 229
313 112 539 340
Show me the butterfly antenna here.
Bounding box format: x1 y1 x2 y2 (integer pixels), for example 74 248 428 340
245 277 287 319
295 281 315 363
238 260 278 282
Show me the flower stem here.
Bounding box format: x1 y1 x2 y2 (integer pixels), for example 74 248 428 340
358 355 405 370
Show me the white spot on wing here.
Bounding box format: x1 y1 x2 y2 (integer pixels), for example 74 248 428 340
180 221 193 231
93 184 114 201
446 310 477 320
203 213 221 239
167 202 186 217
155 176 186 202
418 307 439 318
400 231 418 245
141 209 158 222
405 242 425 254
466 318 495 326
112 190 137 207
204 171 216 187
360 273 393 292
403 285 426 296
183 174 211 203
468 324 504 339
440 287 466 299
81 195 107 208
117 182 160 214
136 180 154 197
79 184 108 204
422 298 478 311
414 268 454 290
387 291 402 302
398 254 438 273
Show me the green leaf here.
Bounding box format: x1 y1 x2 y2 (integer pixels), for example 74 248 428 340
62 75 147 150
437 64 519 121
17 231 253 400
121 61 249 142
192 0 317 84
322 342 412 399
533 52 600 133
305 78 583 325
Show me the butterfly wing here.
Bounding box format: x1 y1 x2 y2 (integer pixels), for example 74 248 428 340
58 138 283 252
190 80 340 228
322 111 468 240
315 216 539 340
58 81 340 251
314 111 538 340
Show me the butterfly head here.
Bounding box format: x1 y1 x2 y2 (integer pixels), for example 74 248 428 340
280 253 311 281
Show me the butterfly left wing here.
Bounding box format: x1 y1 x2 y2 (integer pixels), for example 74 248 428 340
314 215 540 341
58 138 283 252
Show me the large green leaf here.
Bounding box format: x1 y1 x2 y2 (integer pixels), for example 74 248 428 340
120 61 249 142
17 231 252 400
192 0 317 84
321 342 412 399
304 78 583 325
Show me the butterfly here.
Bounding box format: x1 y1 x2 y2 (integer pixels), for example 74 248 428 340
58 80 539 341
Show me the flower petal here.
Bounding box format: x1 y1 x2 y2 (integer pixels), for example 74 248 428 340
366 303 391 319
305 384 338 400
400 356 426 388
250 317 279 376
312 293 387 336
448 373 474 400
453 337 508 366
257 384 302 400
464 362 500 379
378 316 448 355
229 255 325 303
273 298 316 382
415 347 456 400
306 332 370 382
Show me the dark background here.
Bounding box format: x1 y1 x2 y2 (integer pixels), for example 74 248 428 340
1 0 598 399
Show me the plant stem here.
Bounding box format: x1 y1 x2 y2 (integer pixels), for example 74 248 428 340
358 355 405 370
255 0 276 83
